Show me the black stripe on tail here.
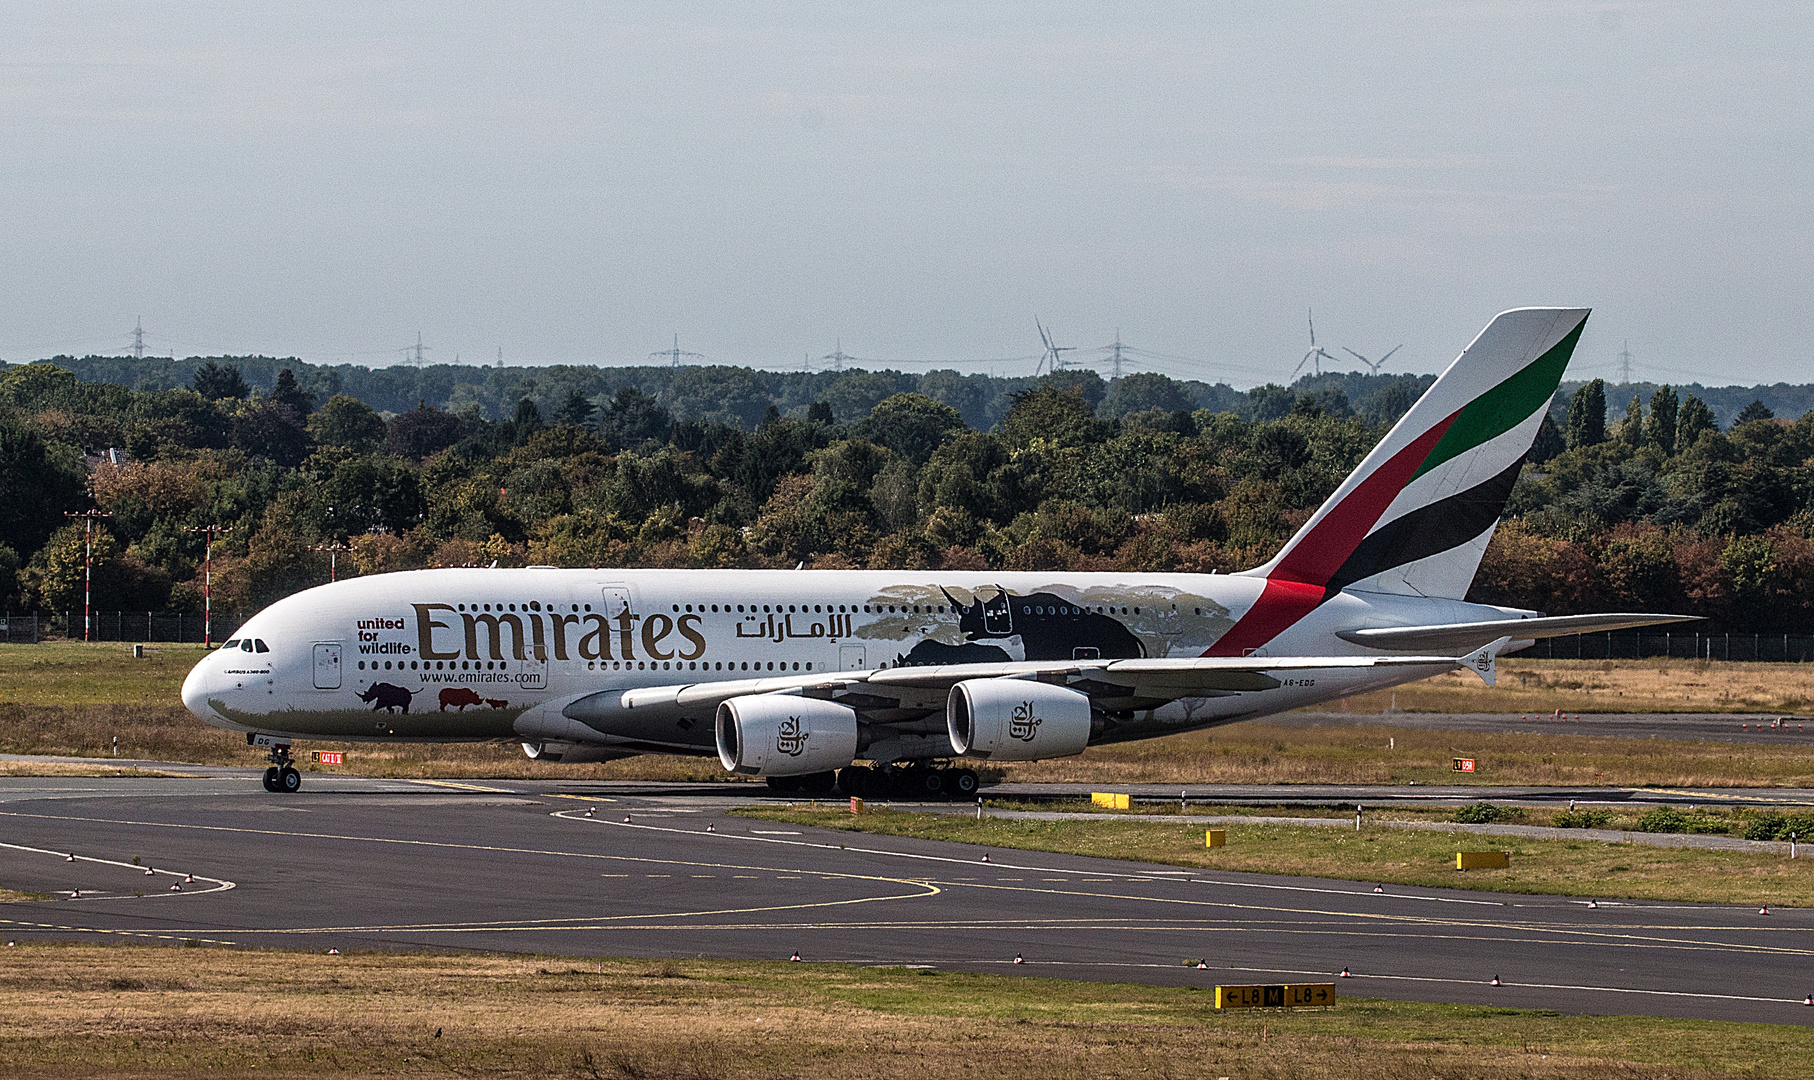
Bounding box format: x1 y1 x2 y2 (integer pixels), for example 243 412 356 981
1324 456 1526 597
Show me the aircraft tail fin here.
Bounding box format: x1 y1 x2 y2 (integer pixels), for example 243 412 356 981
1208 307 1588 655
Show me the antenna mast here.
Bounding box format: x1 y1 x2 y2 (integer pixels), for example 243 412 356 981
1617 340 1634 385
131 318 145 360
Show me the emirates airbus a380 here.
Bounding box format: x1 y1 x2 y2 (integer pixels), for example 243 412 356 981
183 308 1691 794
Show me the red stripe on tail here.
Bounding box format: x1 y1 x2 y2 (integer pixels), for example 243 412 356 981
1203 411 1458 656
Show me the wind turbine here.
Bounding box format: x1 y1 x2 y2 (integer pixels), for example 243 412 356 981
1035 319 1075 375
1292 309 1341 379
1342 343 1403 376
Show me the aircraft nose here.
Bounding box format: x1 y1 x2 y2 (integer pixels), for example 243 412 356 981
181 655 222 725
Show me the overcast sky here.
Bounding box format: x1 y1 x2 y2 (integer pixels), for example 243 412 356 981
0 2 1806 388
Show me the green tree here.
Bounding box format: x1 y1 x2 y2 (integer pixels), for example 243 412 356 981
1675 394 1716 452
1647 385 1678 453
192 361 251 401
306 395 387 452
1736 399 1775 425
551 388 596 428
386 404 466 460
1565 379 1606 448
1618 396 1645 447
997 386 1108 449
0 415 87 559
597 387 672 450
268 368 316 415
854 393 965 465
1100 373 1195 418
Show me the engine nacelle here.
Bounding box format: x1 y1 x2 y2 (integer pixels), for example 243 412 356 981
947 679 1092 761
716 695 858 777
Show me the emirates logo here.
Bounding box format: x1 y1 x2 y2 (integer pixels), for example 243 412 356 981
775 716 808 756
1009 701 1042 741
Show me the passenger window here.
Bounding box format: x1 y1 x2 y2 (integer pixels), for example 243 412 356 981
254 640 270 653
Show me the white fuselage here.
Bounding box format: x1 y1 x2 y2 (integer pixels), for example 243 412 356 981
181 568 1521 761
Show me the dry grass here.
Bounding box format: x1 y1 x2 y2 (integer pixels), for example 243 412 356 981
739 806 1814 906
0 944 1804 1078
996 720 1814 787
1339 658 1814 715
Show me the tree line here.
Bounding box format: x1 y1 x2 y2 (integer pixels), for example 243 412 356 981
0 357 1808 633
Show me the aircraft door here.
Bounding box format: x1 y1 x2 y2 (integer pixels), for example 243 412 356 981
600 583 634 621
839 644 866 671
312 643 342 689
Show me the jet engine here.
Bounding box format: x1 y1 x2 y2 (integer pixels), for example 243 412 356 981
947 679 1092 761
715 695 859 777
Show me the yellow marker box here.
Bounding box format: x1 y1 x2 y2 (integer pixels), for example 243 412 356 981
1205 829 1226 848
1215 983 1336 1009
1456 851 1510 870
1091 792 1131 809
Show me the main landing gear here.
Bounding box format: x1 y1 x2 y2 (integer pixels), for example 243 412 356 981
255 737 302 794
835 763 979 799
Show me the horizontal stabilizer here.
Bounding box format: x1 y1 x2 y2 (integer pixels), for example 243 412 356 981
1338 613 1701 654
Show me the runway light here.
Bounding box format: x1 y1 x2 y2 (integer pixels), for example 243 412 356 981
981 854 989 862
65 854 74 862
1804 995 1813 1006
1587 900 1598 908
584 808 593 817
144 867 155 876
1490 975 1502 986
1014 954 1024 965
1761 906 1771 915
1373 885 1383 893
706 824 715 833
169 884 181 892
1340 967 1351 978
623 816 632 824
186 874 194 883
327 948 339 955
789 951 801 962
1196 960 1208 970
70 890 80 899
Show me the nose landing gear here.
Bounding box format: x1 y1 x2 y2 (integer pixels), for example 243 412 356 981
250 733 302 793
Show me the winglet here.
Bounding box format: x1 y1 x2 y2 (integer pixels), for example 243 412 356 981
1459 636 1515 686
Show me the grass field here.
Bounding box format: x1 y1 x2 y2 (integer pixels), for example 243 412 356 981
0 944 1805 1078
4 643 1814 787
736 806 1814 906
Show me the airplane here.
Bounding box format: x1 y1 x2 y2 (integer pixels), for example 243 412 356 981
182 307 1694 794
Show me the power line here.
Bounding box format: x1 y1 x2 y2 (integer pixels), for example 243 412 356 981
650 334 705 368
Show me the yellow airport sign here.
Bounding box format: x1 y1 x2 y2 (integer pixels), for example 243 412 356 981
1456 851 1511 870
1091 792 1131 809
1215 983 1336 1009
1205 829 1226 848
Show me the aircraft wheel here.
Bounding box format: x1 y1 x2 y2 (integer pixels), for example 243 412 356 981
278 767 302 793
799 771 838 795
912 768 946 797
947 768 980 797
838 766 871 796
262 767 281 793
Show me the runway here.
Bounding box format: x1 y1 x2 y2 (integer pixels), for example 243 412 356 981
1 773 1810 1025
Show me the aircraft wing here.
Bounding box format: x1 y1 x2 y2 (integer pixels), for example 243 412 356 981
559 652 1469 735
1336 613 1700 654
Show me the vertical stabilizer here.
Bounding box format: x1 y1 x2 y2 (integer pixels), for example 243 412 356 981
1206 307 1588 656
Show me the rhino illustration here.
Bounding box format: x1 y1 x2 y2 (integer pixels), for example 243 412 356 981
484 698 509 709
357 683 416 713
439 687 484 712
941 586 1145 661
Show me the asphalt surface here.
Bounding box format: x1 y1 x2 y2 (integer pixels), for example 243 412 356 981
1286 710 1814 744
1 772 1811 1024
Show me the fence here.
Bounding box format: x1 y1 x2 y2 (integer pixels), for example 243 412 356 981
1510 630 1814 663
2 612 247 644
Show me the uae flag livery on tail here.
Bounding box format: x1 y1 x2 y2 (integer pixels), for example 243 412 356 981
1206 308 1590 657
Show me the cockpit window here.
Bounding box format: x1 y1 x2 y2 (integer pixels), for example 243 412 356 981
254 640 270 653
222 640 240 649
241 639 254 652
